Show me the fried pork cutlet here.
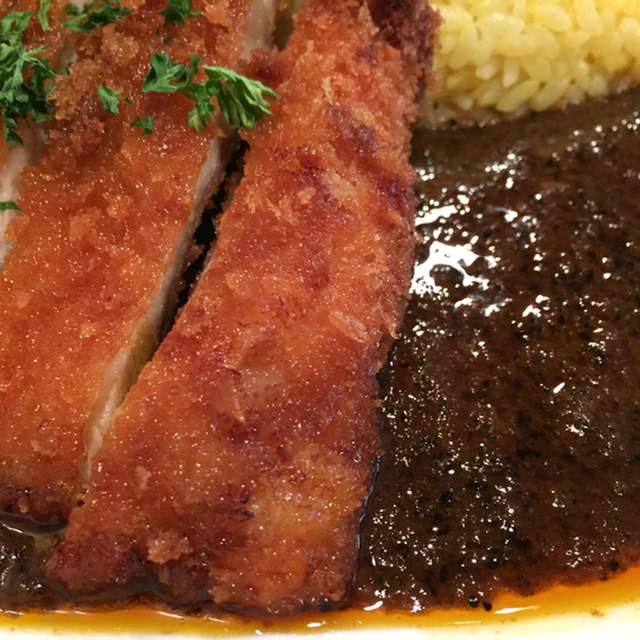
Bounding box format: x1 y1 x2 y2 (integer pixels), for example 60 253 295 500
47 0 439 614
0 0 278 524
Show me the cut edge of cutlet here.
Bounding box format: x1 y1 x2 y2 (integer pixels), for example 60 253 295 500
81 132 235 474
80 0 283 482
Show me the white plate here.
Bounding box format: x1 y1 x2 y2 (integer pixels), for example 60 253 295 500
2 565 640 639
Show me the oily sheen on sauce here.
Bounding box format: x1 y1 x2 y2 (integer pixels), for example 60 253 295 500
1 87 640 624
352 85 640 612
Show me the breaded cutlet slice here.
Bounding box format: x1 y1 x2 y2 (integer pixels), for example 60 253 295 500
0 0 278 524
47 0 439 614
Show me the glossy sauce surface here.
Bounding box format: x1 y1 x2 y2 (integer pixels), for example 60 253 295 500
352 86 640 612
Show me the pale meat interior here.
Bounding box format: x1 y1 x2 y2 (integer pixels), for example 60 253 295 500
83 0 280 470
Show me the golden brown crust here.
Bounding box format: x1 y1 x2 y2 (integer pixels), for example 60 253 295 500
47 0 439 614
4 0 68 48
0 0 255 523
367 0 441 95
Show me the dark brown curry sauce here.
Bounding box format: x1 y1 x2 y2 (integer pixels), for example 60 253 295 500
351 85 640 612
2 86 640 621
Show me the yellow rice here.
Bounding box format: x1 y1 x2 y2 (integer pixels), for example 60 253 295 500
424 0 640 126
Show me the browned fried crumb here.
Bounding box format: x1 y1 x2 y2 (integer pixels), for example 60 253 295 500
47 0 438 614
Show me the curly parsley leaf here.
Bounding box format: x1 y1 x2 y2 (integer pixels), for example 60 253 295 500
131 115 153 136
97 83 132 115
37 0 51 31
141 52 275 131
1 10 31 37
63 0 132 34
204 66 276 129
160 0 202 27
141 51 192 93
0 200 20 211
0 11 56 146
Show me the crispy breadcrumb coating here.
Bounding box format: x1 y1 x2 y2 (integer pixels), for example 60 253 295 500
0 0 260 523
47 0 439 614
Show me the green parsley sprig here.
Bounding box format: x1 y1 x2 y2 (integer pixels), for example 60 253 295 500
97 83 132 115
141 52 276 131
0 200 20 211
0 11 56 146
37 0 51 31
131 115 153 135
0 3 276 143
204 66 277 130
160 0 202 27
63 0 132 34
